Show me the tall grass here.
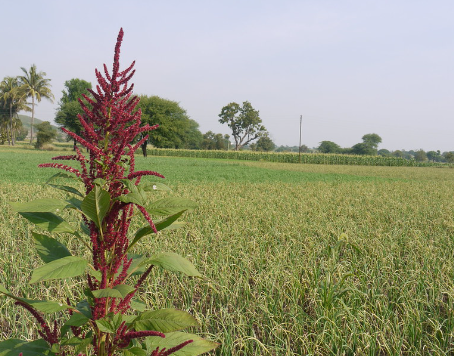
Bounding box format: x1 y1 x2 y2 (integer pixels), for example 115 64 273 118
1 147 454 354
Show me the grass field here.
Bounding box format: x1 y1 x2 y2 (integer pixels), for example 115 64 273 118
1 145 454 355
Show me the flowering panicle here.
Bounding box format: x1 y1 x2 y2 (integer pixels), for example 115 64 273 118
31 28 203 356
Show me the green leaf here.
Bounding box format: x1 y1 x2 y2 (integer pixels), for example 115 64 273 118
66 197 83 210
134 309 199 333
116 191 145 206
18 212 75 233
30 256 88 284
76 300 92 319
145 332 218 356
129 210 187 252
64 312 90 327
127 254 148 276
130 299 147 312
147 198 197 216
46 172 82 183
147 252 201 277
48 184 84 197
0 339 54 356
0 284 69 313
21 299 70 313
124 347 147 356
80 222 90 236
10 198 70 213
141 182 172 191
92 284 135 299
96 319 115 333
32 232 72 263
81 186 110 228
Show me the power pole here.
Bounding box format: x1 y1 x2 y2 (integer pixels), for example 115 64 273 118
299 115 302 163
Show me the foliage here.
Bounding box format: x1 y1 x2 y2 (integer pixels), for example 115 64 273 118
0 76 30 145
19 64 54 144
378 148 391 156
317 141 340 153
34 121 57 149
444 152 454 163
361 133 382 149
1 29 217 356
254 135 275 152
218 101 267 151
414 149 427 162
426 150 442 162
55 79 93 147
137 96 202 149
351 142 377 155
200 131 229 150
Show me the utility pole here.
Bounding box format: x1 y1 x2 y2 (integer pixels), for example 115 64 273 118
299 115 302 163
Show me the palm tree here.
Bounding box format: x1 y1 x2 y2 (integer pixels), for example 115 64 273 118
0 76 30 145
19 65 54 143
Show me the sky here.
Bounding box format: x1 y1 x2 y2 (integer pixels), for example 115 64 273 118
1 0 454 152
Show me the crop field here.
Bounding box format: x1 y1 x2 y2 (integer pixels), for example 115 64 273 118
1 146 454 355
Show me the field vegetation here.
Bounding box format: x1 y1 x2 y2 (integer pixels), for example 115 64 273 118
1 145 454 355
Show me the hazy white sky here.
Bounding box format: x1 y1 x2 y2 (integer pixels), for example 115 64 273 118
2 0 453 151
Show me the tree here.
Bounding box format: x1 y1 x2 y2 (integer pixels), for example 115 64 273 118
392 150 403 158
426 150 442 162
19 64 54 143
218 101 267 151
352 142 377 155
318 140 340 153
137 95 202 149
201 131 230 150
362 133 382 149
378 149 391 156
34 121 56 149
55 79 93 149
255 135 275 151
414 149 427 162
444 152 454 163
0 76 30 145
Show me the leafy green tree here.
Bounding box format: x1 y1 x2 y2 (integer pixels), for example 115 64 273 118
352 142 377 155
0 76 30 145
137 95 202 149
16 126 28 141
378 149 391 156
444 152 454 163
201 131 230 150
218 101 267 151
55 79 93 149
318 140 340 153
414 149 427 162
34 121 56 149
392 150 404 158
426 150 442 162
256 135 275 151
19 64 54 143
362 133 382 149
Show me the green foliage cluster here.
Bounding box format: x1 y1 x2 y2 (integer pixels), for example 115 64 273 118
138 96 203 149
34 121 57 149
218 101 268 150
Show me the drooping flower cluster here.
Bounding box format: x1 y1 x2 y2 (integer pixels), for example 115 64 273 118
39 29 164 321
20 28 198 356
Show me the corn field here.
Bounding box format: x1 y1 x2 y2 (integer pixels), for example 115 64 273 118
148 149 444 167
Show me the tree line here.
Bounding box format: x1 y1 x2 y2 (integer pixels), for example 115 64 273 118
1 71 451 161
